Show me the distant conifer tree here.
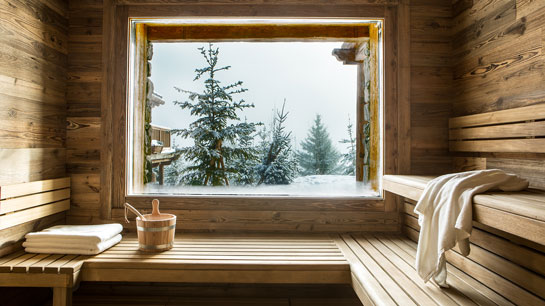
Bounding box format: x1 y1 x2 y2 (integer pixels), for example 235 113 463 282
256 100 298 185
172 43 260 186
298 114 340 175
339 115 356 175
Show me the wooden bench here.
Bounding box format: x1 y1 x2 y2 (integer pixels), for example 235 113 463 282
0 177 73 305
2 175 543 305
1 233 519 306
383 174 545 246
334 234 512 306
379 100 545 306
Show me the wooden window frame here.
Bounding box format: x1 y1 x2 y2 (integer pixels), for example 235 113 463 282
102 4 406 222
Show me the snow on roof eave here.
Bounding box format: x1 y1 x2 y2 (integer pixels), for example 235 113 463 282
149 92 165 108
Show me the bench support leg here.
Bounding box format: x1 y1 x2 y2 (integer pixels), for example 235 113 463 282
53 287 72 306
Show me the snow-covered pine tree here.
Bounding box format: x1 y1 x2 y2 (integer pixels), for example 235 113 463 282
339 115 356 175
256 101 298 185
298 114 340 175
229 119 260 185
172 43 260 186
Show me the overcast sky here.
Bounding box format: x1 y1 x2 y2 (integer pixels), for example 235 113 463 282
150 42 357 153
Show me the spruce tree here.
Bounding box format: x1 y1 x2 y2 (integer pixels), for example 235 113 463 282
172 43 260 186
339 115 356 175
256 101 298 185
298 114 340 175
229 119 260 185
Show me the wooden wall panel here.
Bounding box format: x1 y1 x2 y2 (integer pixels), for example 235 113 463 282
0 0 68 303
66 0 103 223
452 0 545 189
0 0 68 253
409 0 453 175
65 0 454 231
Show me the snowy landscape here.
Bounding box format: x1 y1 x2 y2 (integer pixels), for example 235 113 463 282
145 42 377 197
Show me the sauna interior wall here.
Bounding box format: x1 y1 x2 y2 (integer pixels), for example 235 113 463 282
0 0 68 304
66 0 454 231
451 0 545 189
0 0 68 257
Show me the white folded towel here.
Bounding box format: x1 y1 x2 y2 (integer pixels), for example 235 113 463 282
415 169 528 287
25 224 122 244
24 234 122 255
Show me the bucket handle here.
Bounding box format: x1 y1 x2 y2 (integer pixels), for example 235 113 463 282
124 202 146 223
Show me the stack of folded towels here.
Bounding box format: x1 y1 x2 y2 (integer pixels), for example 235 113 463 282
23 223 123 255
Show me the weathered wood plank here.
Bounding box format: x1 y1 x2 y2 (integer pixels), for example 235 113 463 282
449 139 545 153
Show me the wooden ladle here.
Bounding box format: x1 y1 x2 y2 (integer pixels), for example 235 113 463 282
124 202 146 222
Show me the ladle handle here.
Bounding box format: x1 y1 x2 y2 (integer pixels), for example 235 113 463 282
124 202 146 223
151 199 160 217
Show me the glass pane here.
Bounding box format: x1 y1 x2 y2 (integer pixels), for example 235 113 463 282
145 41 376 196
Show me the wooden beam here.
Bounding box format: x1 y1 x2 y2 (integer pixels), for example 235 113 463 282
100 0 116 219
147 24 370 42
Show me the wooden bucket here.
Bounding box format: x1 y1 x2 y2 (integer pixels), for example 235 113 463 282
125 199 176 252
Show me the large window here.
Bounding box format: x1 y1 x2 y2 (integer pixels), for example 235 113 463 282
128 19 383 197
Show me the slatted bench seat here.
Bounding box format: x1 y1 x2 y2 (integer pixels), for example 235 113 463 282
81 234 351 285
334 234 511 306
383 174 545 246
0 250 85 306
4 232 535 306
383 175 545 305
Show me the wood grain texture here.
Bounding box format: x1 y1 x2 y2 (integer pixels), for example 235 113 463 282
452 0 545 188
0 0 68 257
409 0 452 175
402 200 545 304
66 0 104 223
87 0 413 233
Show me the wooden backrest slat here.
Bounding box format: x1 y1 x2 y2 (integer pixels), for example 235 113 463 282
0 177 70 200
449 104 545 128
0 188 70 214
0 199 70 231
0 177 70 231
449 121 545 140
449 105 545 153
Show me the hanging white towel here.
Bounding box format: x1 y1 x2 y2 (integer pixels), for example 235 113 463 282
414 169 528 287
24 234 122 255
25 223 122 244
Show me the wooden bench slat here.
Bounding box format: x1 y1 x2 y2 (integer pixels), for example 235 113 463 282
43 254 78 274
101 251 343 256
0 253 38 272
107 246 341 252
401 205 545 303
354 235 438 305
0 177 70 200
473 192 545 221
28 254 65 273
0 188 70 214
333 235 396 306
82 259 350 270
11 253 50 273
91 254 347 261
0 250 25 265
378 236 478 306
342 234 417 305
390 236 515 306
